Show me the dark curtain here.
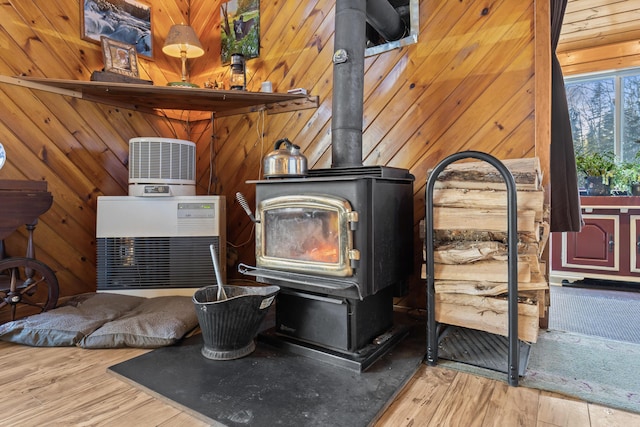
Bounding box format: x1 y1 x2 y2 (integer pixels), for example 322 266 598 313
550 0 582 232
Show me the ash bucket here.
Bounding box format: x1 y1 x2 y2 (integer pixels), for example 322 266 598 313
193 284 279 360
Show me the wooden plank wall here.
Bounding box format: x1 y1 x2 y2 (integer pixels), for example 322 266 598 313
0 0 192 297
0 0 545 309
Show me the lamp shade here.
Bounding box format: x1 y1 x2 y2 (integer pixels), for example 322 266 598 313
162 24 204 58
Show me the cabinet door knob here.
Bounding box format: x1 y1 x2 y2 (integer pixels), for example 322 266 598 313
609 234 614 252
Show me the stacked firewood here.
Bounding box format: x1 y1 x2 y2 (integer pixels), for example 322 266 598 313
422 157 549 343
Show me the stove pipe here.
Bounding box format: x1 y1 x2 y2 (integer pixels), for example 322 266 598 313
366 0 406 42
331 0 405 168
331 0 367 168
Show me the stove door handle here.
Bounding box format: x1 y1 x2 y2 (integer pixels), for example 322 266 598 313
237 263 362 299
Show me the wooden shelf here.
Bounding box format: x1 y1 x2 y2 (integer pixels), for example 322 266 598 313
0 75 318 118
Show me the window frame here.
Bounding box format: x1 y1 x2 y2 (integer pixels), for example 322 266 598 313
565 67 640 162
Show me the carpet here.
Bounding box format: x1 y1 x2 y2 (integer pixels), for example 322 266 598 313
548 285 640 344
437 327 640 415
108 316 426 427
521 329 640 414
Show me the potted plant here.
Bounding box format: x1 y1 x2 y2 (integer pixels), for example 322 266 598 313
629 152 640 196
575 150 616 196
612 161 640 195
633 181 640 196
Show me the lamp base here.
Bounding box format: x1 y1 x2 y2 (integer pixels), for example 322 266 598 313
167 81 199 88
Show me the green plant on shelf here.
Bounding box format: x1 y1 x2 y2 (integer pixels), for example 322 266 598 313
575 150 616 185
612 151 640 195
613 162 640 188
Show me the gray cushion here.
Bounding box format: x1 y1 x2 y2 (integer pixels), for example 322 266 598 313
78 296 198 349
0 293 198 349
0 293 144 347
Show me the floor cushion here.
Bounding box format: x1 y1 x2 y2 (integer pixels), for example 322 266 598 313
79 296 198 349
0 293 198 348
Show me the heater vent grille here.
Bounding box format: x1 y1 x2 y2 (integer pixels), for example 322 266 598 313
97 236 221 290
129 137 196 184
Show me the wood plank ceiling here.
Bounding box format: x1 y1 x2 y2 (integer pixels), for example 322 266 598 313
559 0 640 53
557 0 640 78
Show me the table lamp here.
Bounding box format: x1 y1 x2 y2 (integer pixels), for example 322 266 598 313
162 24 205 87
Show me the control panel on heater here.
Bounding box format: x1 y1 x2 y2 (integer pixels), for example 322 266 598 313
96 196 226 297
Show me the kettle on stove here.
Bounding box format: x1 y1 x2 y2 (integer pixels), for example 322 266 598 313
263 138 308 178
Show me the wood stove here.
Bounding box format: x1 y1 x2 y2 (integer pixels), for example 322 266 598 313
237 0 414 370
239 166 414 370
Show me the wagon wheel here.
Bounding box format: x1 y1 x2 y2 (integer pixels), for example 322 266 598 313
0 257 59 321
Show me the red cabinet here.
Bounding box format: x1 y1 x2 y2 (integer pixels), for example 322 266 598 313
631 215 640 274
551 197 640 284
564 215 618 270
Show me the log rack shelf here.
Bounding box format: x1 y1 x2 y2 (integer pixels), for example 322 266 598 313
0 75 319 118
424 151 523 387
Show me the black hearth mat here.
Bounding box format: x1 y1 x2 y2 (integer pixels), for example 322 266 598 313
108 314 426 427
437 325 531 377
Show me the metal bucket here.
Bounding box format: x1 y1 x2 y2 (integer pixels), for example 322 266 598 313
193 284 279 360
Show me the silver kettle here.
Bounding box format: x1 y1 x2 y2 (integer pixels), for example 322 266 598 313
263 138 308 178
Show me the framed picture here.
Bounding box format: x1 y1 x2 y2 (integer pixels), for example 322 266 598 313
81 0 152 59
220 0 260 64
101 37 139 78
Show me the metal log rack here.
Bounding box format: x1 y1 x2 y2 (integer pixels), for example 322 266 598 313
424 151 521 386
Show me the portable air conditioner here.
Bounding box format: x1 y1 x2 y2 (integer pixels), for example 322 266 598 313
128 137 196 196
96 196 226 297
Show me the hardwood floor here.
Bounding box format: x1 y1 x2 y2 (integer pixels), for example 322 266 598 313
0 341 638 426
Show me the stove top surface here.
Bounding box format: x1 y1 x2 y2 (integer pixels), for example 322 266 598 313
249 165 414 184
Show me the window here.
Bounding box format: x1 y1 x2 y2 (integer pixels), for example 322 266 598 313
566 68 640 163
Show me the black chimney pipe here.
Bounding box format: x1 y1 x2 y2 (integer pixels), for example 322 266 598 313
331 0 367 168
366 0 406 42
331 0 406 168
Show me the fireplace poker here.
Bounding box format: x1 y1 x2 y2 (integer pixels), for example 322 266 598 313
209 244 227 301
236 192 258 223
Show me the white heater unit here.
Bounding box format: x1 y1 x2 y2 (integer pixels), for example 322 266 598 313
128 137 196 196
96 196 226 297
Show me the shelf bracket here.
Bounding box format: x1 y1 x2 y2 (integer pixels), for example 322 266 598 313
0 75 81 99
265 95 319 115
214 96 320 118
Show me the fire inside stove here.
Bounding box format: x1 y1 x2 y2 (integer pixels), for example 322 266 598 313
265 208 339 262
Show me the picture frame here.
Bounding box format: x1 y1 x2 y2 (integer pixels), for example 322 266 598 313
81 0 152 59
220 0 260 64
101 37 139 78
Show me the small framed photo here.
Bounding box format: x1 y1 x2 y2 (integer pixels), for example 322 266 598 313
101 36 139 78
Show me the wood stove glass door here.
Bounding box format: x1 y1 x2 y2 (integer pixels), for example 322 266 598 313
256 195 358 277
